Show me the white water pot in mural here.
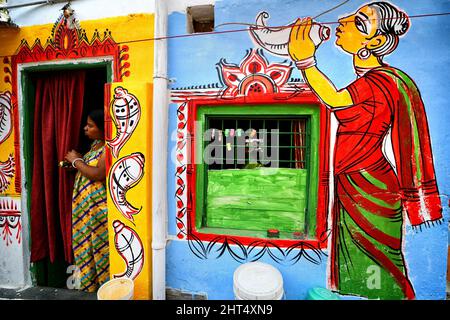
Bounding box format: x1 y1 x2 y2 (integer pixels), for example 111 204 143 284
249 12 330 57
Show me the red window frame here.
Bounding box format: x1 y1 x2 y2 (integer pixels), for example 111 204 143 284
184 92 331 248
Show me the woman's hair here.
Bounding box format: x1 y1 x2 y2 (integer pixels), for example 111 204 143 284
368 1 410 58
88 108 105 133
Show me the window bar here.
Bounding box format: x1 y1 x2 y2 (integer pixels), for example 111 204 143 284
235 118 238 169
290 120 293 169
249 119 252 166
277 119 280 168
207 118 210 170
263 118 266 167
221 118 224 170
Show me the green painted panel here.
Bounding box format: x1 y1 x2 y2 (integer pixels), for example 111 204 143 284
196 104 320 238
206 168 307 233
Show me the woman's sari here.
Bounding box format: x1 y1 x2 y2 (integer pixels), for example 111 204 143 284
72 141 109 292
330 67 443 299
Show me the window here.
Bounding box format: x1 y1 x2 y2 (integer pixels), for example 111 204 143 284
195 104 320 240
187 5 214 34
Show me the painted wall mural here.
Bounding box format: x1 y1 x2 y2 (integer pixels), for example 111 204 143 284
217 49 293 97
112 220 144 280
171 48 331 265
106 84 145 281
168 0 448 300
174 101 188 240
283 1 443 300
0 90 15 195
108 152 145 222
0 197 21 246
0 2 154 296
0 91 12 145
108 86 142 158
105 81 153 299
9 12 131 194
0 154 15 194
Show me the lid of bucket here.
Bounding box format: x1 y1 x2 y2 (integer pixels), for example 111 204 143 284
307 287 340 300
97 278 134 300
233 262 284 300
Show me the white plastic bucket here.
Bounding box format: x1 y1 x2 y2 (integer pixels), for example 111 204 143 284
97 278 134 300
233 262 284 300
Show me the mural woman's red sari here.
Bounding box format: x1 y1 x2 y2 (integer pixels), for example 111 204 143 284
329 66 443 299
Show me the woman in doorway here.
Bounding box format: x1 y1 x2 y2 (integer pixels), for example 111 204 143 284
288 2 442 299
65 109 109 292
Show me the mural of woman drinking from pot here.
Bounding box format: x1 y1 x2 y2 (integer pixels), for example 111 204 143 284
288 1 443 299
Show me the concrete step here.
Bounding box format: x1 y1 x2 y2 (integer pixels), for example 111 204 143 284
0 286 97 300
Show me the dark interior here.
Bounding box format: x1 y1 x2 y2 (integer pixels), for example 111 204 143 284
26 66 107 288
206 117 308 170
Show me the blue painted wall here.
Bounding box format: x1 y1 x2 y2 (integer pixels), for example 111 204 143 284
167 0 449 300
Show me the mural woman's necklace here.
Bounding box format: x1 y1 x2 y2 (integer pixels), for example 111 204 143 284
354 65 374 78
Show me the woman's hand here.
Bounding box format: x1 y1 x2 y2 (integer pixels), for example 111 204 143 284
288 17 316 61
65 150 82 163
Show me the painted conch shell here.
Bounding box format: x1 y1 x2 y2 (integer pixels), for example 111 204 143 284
112 220 144 280
109 152 145 221
249 11 330 57
0 92 12 145
108 86 141 158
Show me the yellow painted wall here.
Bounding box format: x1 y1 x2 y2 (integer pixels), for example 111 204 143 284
0 13 154 299
106 81 153 300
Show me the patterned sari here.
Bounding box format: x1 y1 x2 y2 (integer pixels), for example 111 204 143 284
329 67 443 299
72 141 109 292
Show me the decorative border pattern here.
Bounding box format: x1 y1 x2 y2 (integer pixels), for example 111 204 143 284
0 154 14 194
0 197 21 246
175 102 188 240
10 13 130 193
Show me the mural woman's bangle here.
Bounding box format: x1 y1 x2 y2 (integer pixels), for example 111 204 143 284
72 158 84 168
295 56 316 70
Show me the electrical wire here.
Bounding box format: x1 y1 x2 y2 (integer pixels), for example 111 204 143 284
0 10 449 54
114 11 450 46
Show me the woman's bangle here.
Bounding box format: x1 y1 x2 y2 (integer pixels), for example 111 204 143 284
72 158 84 168
295 56 316 70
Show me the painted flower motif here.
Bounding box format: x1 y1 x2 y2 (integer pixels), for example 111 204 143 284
217 48 292 97
0 197 21 246
0 154 14 194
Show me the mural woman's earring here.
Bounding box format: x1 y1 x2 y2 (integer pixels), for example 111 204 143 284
357 47 371 60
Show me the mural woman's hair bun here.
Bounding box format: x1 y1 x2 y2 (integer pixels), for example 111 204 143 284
392 10 410 36
370 1 410 37
368 1 410 58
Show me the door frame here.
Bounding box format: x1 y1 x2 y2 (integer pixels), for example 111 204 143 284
17 57 114 287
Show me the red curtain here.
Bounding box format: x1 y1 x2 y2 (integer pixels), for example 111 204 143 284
30 70 86 264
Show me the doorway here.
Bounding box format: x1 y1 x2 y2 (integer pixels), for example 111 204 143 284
21 62 110 288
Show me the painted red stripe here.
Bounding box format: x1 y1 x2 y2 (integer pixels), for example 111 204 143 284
329 202 341 292
352 230 415 300
350 166 400 203
337 178 401 250
339 174 400 218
